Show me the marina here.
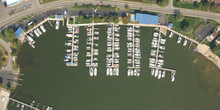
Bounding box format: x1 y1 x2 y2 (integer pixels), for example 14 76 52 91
149 27 176 82
65 25 79 66
127 25 141 76
12 24 220 110
106 24 120 76
85 24 99 76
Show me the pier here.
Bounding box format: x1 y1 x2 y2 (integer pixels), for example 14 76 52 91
154 30 162 69
9 98 40 110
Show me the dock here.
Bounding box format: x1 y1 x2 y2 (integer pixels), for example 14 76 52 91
127 24 141 76
9 98 40 110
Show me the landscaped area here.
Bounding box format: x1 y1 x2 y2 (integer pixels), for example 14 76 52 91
168 14 205 40
173 0 220 13
124 0 169 7
69 4 119 11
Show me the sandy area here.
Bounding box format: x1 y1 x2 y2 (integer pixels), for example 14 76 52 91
196 44 220 69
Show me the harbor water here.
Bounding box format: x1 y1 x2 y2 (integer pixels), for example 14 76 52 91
9 23 220 110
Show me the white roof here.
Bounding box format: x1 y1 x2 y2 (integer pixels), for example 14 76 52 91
6 0 23 6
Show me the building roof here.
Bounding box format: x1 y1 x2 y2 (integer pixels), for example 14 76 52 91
14 26 24 38
196 24 214 41
5 0 24 6
56 14 62 19
168 23 173 28
216 36 220 44
135 13 159 25
211 31 218 38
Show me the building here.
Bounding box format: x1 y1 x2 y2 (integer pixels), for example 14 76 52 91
207 31 218 41
168 23 173 28
207 31 219 42
135 13 159 25
209 0 220 4
216 37 220 44
196 24 214 41
56 14 62 19
2 0 24 7
14 26 24 38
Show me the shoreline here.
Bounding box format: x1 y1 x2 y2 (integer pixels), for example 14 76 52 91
196 44 220 70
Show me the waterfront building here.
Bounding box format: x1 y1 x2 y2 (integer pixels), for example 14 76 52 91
2 0 24 7
196 24 214 41
14 26 24 38
135 13 159 25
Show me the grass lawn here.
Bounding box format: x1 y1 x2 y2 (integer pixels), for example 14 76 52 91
207 19 220 27
168 14 204 40
39 0 57 4
122 0 169 7
173 0 220 13
69 5 118 11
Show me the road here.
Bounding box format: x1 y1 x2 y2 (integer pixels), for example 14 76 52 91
0 0 220 29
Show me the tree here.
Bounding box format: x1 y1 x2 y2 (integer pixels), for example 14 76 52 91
109 16 114 22
122 17 129 24
180 20 189 30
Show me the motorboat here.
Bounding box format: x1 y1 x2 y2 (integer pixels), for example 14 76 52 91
169 32 173 38
154 69 158 78
183 39 187 46
106 68 110 76
66 34 73 37
127 69 131 76
158 70 161 79
134 69 137 76
151 68 155 76
55 20 59 30
36 28 42 35
162 71 165 78
26 35 35 45
116 68 119 76
171 72 175 82
94 67 97 76
112 68 116 76
40 25 46 33
89 67 93 76
34 30 39 37
177 36 182 43
130 69 133 76
109 68 113 76
137 69 140 76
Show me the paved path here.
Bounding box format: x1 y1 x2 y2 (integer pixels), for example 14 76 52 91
167 0 174 8
0 0 219 30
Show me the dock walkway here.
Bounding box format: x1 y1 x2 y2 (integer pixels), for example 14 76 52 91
9 98 40 110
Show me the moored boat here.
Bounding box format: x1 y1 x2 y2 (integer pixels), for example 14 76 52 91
89 67 93 76
158 70 161 79
162 71 165 78
151 68 155 76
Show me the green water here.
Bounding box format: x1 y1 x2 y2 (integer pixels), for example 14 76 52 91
9 23 220 110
